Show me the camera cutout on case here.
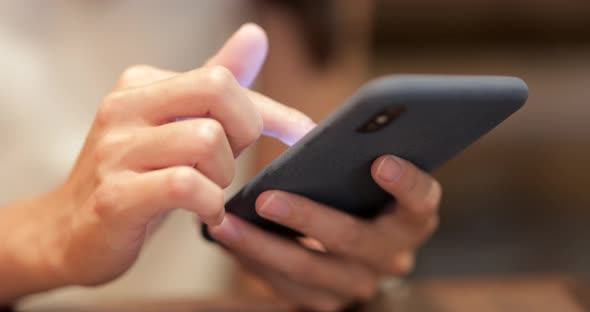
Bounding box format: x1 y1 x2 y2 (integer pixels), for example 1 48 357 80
357 106 406 133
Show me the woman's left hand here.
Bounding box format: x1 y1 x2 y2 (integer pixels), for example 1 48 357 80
209 154 442 312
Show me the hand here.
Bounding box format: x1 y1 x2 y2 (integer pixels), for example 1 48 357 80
12 24 314 290
210 155 441 311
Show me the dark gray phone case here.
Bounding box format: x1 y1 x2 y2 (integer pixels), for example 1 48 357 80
203 75 528 240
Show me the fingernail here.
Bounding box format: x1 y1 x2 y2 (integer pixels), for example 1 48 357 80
258 193 291 220
209 216 240 242
377 156 403 182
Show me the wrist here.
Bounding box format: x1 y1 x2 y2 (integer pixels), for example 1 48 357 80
0 189 73 302
35 187 76 288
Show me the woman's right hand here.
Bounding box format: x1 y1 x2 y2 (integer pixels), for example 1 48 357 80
22 24 313 289
57 64 260 286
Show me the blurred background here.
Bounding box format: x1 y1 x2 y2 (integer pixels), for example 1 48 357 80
0 0 588 308
370 0 590 278
254 0 590 279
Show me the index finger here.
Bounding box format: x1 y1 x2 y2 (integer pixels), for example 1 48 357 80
109 65 316 149
205 23 315 144
247 91 316 146
105 65 263 156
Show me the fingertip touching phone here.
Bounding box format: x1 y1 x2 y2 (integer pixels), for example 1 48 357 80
202 75 528 241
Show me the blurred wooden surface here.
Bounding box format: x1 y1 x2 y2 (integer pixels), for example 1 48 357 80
17 275 589 312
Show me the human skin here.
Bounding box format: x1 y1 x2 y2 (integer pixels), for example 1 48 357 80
0 24 440 312
0 23 310 302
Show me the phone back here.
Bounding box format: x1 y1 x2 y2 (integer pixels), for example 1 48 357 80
204 75 528 239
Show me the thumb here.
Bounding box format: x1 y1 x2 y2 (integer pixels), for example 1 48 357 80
206 23 268 88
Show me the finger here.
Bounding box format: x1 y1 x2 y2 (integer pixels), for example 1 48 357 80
113 23 267 91
209 214 378 300
94 166 224 227
114 65 176 91
109 22 313 147
112 68 314 147
247 91 316 146
121 118 234 187
255 191 414 275
102 65 262 155
206 23 268 88
112 64 314 146
205 22 315 145
239 258 349 312
371 155 442 225
375 204 439 251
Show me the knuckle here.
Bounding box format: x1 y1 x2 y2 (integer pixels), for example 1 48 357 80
96 92 125 126
119 64 152 84
388 253 415 276
196 119 226 150
181 121 220 160
167 167 198 200
192 121 236 187
94 132 131 165
200 65 235 101
206 65 234 85
93 162 111 186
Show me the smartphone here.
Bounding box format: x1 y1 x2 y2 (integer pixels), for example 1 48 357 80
202 75 528 240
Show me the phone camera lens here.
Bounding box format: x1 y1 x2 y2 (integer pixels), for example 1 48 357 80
357 106 406 133
375 114 389 125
